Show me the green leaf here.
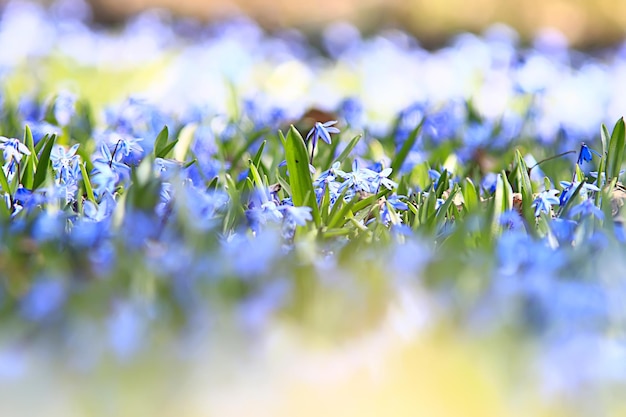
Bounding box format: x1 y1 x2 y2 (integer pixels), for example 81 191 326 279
155 139 179 159
390 120 423 179
434 169 449 198
327 194 359 229
432 186 458 227
276 170 292 197
352 189 388 214
500 169 513 212
238 140 267 191
332 134 363 166
153 125 169 157
491 173 505 236
79 162 96 203
284 126 320 227
34 134 49 155
21 125 36 189
183 159 197 169
33 134 57 190
320 183 331 223
248 159 264 189
326 187 351 227
514 150 537 233
606 117 626 181
600 123 610 161
174 123 197 162
231 128 270 167
0 164 10 196
461 178 478 212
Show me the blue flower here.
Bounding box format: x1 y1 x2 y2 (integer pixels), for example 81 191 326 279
559 181 600 206
569 199 604 220
84 191 117 222
387 194 409 211
279 205 312 226
500 209 524 230
0 136 31 179
551 218 578 243
372 167 397 191
306 120 340 146
51 144 80 184
532 189 560 216
576 142 601 166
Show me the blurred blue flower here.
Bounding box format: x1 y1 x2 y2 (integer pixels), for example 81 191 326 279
500 209 524 231
20 278 66 322
107 301 147 360
551 218 577 243
84 191 116 222
569 199 604 220
51 91 76 127
279 205 312 226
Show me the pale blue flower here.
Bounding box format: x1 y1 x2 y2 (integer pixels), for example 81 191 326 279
532 189 560 216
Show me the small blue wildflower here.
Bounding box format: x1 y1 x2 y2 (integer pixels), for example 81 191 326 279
306 120 340 146
532 189 560 216
336 160 374 193
387 194 409 211
314 161 341 187
372 167 397 191
0 137 31 179
559 181 600 206
90 143 131 195
50 144 80 184
576 142 601 166
106 134 145 166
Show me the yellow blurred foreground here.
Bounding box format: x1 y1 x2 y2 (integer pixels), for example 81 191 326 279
0 317 580 417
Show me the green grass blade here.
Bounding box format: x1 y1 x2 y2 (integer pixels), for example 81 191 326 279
606 117 625 181
390 120 423 179
79 161 96 203
153 126 169 157
284 125 320 226
332 134 363 166
33 134 57 190
0 165 10 196
21 125 36 189
155 139 179 159
461 178 478 213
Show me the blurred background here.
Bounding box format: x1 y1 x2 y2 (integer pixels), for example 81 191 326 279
79 0 626 48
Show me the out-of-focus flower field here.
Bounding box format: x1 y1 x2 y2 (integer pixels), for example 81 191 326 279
3 1 626 416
